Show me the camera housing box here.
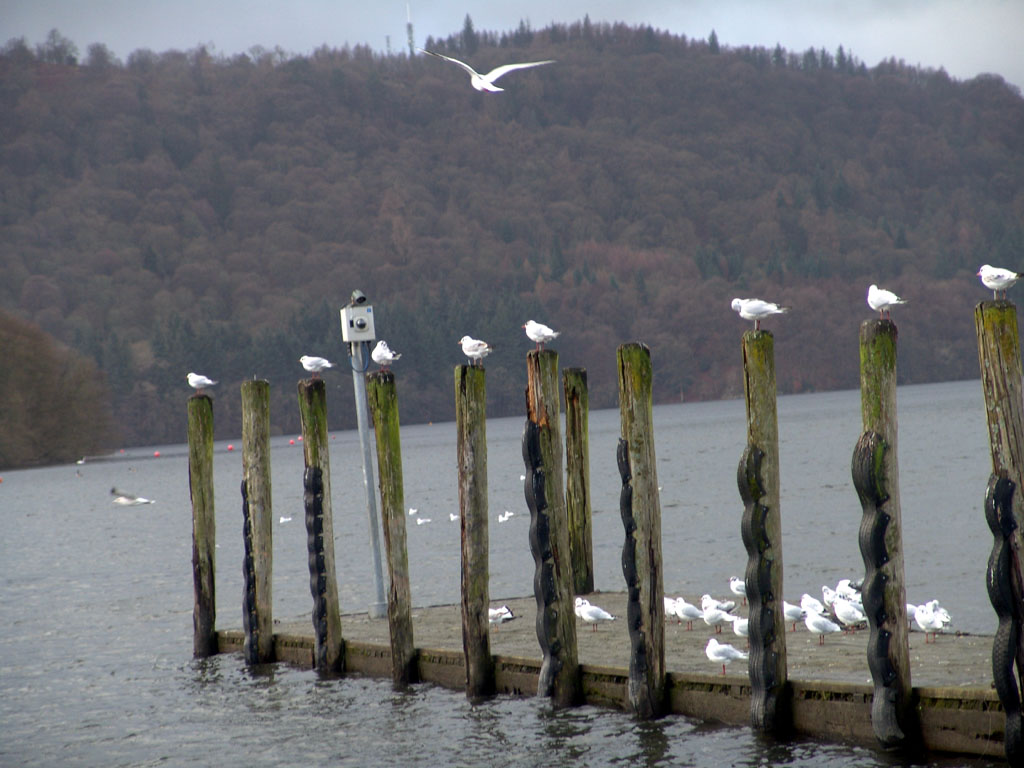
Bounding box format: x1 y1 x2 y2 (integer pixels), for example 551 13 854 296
341 305 376 342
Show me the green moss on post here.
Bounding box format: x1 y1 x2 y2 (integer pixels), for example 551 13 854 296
525 348 580 708
366 370 417 686
188 393 216 658
455 365 494 699
856 319 914 749
241 379 274 663
740 330 789 733
974 301 1024 687
563 367 594 595
297 378 343 673
616 343 666 718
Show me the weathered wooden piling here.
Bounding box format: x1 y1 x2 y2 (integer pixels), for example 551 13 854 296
616 343 666 718
974 300 1024 764
737 330 790 734
851 319 915 750
563 368 594 595
366 370 417 686
188 393 216 658
297 378 343 673
523 348 581 707
241 379 273 664
455 364 494 698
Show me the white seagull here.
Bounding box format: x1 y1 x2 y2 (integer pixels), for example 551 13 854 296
705 637 748 675
449 513 459 522
523 320 560 350
110 487 155 505
574 597 615 631
804 610 842 644
279 516 293 524
783 601 806 632
702 605 735 634
458 335 493 366
978 264 1020 299
416 517 432 525
299 355 334 377
419 48 555 92
701 594 737 614
497 510 514 523
726 614 749 644
488 605 516 626
867 284 907 319
408 507 418 516
800 593 826 616
370 341 401 368
832 597 866 632
673 597 704 631
730 298 790 330
729 576 747 604
187 372 217 392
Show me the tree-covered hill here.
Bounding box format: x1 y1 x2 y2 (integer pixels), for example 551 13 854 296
1 20 1022 457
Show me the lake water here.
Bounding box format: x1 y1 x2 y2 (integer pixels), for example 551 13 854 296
0 378 1003 766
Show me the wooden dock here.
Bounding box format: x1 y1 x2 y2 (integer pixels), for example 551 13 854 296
216 591 1006 761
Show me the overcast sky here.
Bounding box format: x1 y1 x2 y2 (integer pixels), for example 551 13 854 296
3 0 1022 90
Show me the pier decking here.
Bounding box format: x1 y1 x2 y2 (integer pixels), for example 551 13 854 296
216 591 1006 761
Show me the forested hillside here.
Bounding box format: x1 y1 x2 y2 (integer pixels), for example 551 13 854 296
1 20 1022 459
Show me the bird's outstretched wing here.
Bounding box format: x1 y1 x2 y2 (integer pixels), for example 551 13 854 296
418 48 480 78
481 60 556 84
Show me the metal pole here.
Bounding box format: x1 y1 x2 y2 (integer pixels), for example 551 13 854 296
352 340 387 619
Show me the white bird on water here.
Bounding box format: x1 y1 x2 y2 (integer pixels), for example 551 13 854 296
370 341 401 368
497 510 514 523
705 637 748 675
574 597 615 631
299 355 334 376
458 335 493 366
867 284 907 319
978 264 1020 299
523 320 560 350
730 298 790 330
111 487 155 505
419 48 555 92
416 517 432 525
279 516 293 524
187 372 217 392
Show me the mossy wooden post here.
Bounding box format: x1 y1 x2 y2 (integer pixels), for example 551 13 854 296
188 393 216 658
738 330 789 734
563 367 594 595
616 343 666 719
366 370 417 686
241 379 273 664
975 300 1024 763
455 364 494 699
523 348 581 708
852 319 915 750
297 378 343 673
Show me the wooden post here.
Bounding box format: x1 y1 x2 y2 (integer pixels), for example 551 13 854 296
851 319 915 750
738 330 790 734
366 370 417 686
188 393 216 658
523 348 581 708
455 364 494 699
241 379 273 664
975 300 1024 763
616 343 666 718
297 378 344 673
563 368 594 595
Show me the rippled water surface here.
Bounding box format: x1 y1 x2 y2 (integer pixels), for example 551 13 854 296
0 379 1003 766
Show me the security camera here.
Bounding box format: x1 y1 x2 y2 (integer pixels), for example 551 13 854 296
341 304 375 342
350 290 367 306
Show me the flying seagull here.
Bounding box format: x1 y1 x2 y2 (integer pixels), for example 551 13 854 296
419 48 555 92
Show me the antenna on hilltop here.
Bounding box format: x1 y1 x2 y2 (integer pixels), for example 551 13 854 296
406 3 415 56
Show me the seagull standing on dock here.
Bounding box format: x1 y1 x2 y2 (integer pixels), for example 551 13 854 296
419 48 555 92
729 576 747 605
370 341 401 368
488 605 516 627
867 284 907 319
523 320 560 350
299 355 334 377
978 264 1020 299
705 637 748 675
459 335 493 366
804 610 842 644
672 597 703 630
187 372 217 393
730 298 790 330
